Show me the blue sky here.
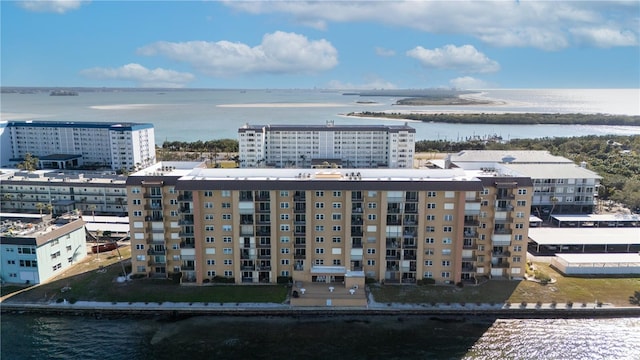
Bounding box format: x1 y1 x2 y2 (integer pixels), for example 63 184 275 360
1 0 639 89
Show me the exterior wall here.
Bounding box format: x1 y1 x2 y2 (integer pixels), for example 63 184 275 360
238 124 415 169
3 121 155 171
127 171 532 286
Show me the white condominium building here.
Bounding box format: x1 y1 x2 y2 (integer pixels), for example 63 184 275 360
1 121 156 171
238 122 415 168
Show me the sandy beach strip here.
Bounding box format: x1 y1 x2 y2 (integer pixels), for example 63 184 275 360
217 102 350 108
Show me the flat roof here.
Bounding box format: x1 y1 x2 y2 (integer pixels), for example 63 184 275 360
82 215 129 224
552 214 640 222
556 253 640 264
7 120 153 131
85 223 129 233
501 163 601 180
448 150 573 164
529 228 640 245
239 124 415 133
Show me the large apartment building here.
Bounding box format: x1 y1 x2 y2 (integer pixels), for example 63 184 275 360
127 163 532 286
238 122 415 168
0 121 156 171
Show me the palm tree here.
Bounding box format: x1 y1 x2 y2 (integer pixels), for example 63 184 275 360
95 229 103 261
548 196 559 223
46 203 54 216
17 193 25 210
36 202 45 216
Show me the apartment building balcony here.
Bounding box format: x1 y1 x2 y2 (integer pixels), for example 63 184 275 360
464 218 479 226
258 253 271 259
177 219 193 225
179 241 195 249
179 207 192 214
144 192 162 198
386 253 401 260
494 216 514 224
493 228 512 235
351 266 363 271
386 239 399 248
255 192 270 201
386 215 402 225
496 193 515 200
463 230 478 238
239 194 253 202
387 207 401 214
463 242 477 250
351 240 363 248
147 238 166 245
146 216 164 222
351 228 363 237
294 240 306 248
147 258 166 266
177 194 192 202
351 216 363 225
492 251 511 258
491 261 510 269
294 194 306 201
402 253 417 260
403 231 417 239
351 206 363 214
147 248 166 256
294 205 306 213
404 204 418 213
403 215 417 225
257 265 272 271
257 241 271 248
143 205 163 211
294 253 306 260
181 265 195 271
402 240 417 248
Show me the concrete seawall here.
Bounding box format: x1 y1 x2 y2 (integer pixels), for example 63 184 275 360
2 301 640 319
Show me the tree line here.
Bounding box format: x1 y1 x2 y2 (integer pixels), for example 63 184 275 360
348 112 640 126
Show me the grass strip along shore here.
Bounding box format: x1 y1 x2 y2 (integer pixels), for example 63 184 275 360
1 246 638 313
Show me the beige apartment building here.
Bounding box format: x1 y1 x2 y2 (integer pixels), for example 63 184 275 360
127 163 532 286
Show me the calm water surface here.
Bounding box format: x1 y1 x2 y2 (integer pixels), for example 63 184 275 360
1 89 638 142
2 314 639 359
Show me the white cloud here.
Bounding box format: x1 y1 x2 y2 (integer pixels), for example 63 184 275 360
223 1 639 50
375 47 395 57
137 31 338 77
449 76 492 90
407 45 500 73
80 63 194 88
571 27 638 48
17 0 87 14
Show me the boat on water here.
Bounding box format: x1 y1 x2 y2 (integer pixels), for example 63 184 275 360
91 242 118 253
50 90 79 96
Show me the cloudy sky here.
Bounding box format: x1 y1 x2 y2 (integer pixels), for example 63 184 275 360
1 0 638 89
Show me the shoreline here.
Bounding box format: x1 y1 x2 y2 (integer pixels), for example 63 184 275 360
3 300 639 319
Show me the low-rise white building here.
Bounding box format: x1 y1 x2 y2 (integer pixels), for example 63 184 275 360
0 212 87 284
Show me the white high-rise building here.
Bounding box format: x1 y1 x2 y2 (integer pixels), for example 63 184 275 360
238 122 415 168
1 121 156 171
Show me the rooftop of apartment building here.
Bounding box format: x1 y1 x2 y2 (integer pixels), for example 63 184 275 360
0 169 127 185
238 121 416 133
0 211 84 245
5 120 153 131
448 150 573 164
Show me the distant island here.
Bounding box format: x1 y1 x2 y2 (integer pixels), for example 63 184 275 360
346 112 640 126
344 89 494 106
50 90 79 96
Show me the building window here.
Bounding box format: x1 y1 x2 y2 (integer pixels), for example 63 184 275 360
280 191 289 197
136 244 145 250
223 248 232 254
280 236 290 243
426 215 435 221
222 214 232 220
315 191 324 197
332 202 342 208
281 259 290 265
280 214 289 220
443 214 453 222
367 203 377 209
441 272 450 278
205 237 215 243
280 224 290 231
427 203 436 209
514 245 522 252
315 202 325 209
280 202 290 209
515 223 524 229
224 259 233 265
332 213 342 220
424 271 433 278
443 226 453 232
424 260 432 266
222 225 232 231
367 248 376 254
315 225 324 231
367 214 376 221
367 259 375 266
222 202 231 208
426 226 435 233
315 214 325 220
224 270 233 277
442 249 452 255
133 211 142 217
514 235 523 241
207 259 215 265
205 214 214 220
204 191 213 197
427 191 437 197
281 248 290 254
207 270 216 277
221 191 231 197
518 189 527 195
315 237 324 243
332 237 341 243
442 238 452 244
204 202 213 208
281 270 290 276
315 248 325 254
314 259 324 265
425 238 434 244
205 225 214 231
442 260 450 267
222 237 231 243
517 200 527 207
512 256 521 263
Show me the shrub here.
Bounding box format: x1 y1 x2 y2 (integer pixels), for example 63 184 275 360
520 301 527 308
276 276 292 284
551 301 557 308
56 298 64 303
566 301 573 308
130 274 146 279
365 277 377 284
203 278 210 284
536 301 542 308
456 282 464 288
212 276 235 284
